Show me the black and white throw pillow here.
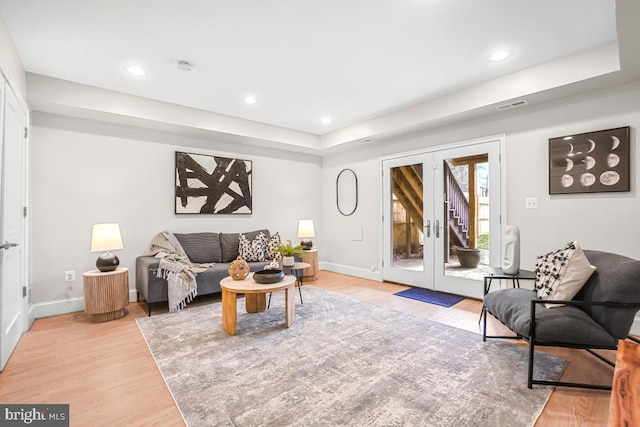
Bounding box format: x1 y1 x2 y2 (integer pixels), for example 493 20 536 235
238 232 267 262
534 241 596 307
265 232 282 260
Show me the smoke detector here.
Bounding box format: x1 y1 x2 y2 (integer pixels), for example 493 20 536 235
176 60 193 72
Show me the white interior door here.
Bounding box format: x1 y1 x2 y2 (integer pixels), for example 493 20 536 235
382 136 503 298
1 81 28 371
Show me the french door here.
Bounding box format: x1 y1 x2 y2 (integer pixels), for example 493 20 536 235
382 137 503 299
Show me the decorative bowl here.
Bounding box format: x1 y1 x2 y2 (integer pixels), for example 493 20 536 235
253 269 285 284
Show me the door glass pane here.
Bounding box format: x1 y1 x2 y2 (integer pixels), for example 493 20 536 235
391 164 424 271
443 155 489 279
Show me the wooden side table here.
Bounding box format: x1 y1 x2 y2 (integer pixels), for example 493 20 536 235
299 249 318 281
83 267 129 322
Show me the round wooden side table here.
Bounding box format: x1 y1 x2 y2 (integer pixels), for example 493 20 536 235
83 267 129 322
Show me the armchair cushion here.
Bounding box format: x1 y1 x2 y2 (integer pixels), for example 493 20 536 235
484 288 617 347
534 241 596 308
576 250 640 339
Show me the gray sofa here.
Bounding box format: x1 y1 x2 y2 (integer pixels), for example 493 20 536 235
136 229 271 316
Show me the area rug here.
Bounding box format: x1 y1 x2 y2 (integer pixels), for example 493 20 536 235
136 286 565 427
394 287 465 307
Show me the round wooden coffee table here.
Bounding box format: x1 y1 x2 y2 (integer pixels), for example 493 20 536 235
220 273 296 335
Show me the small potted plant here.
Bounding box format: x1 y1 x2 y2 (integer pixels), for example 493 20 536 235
277 240 304 267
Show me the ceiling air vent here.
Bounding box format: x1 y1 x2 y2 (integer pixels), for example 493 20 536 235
496 100 528 111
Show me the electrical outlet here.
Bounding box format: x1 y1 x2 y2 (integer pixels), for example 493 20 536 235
65 270 75 282
525 197 538 209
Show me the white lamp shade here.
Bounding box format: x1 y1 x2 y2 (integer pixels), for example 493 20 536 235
91 223 124 252
297 220 315 238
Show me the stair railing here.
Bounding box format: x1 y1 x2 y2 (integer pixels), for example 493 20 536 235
444 162 470 248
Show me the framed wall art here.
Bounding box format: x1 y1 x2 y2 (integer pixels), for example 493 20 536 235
175 151 252 214
549 126 630 195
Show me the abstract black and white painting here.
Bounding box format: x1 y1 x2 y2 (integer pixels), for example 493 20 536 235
549 126 630 194
175 151 252 214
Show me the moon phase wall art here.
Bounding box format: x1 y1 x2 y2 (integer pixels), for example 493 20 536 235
548 126 630 194
175 151 252 214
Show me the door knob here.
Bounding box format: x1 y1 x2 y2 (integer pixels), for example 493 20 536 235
425 220 431 238
435 220 440 238
0 241 18 250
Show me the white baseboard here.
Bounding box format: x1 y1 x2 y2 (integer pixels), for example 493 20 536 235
30 290 139 320
31 297 84 319
319 262 382 282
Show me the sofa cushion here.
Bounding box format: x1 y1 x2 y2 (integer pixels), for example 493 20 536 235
174 232 222 263
220 229 270 262
195 261 269 295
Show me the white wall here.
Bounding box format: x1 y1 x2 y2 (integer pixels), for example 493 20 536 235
29 113 322 309
321 155 381 279
322 83 640 273
0 14 25 98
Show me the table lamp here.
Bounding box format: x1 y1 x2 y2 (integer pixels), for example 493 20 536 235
297 219 315 250
91 223 124 272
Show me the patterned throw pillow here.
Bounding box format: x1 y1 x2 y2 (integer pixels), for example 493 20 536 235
534 241 596 308
266 232 282 260
238 232 267 262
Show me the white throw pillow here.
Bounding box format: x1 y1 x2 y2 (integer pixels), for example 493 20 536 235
534 241 596 308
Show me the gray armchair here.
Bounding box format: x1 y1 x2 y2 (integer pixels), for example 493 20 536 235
483 250 640 390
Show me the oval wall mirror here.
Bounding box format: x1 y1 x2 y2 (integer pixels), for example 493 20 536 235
336 168 358 216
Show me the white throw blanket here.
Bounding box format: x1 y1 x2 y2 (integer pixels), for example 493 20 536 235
146 231 212 312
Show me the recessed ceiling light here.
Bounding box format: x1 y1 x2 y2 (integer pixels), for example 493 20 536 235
176 60 193 72
320 117 331 125
490 50 510 62
244 96 257 105
126 65 146 76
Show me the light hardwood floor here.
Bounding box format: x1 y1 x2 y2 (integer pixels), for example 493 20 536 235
0 271 621 426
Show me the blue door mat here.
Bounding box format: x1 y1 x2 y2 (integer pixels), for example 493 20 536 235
394 287 464 308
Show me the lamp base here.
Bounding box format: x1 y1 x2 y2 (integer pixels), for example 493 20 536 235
300 239 313 250
96 253 120 272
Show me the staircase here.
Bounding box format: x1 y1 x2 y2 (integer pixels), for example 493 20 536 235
391 165 423 230
444 162 470 248
391 162 470 250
